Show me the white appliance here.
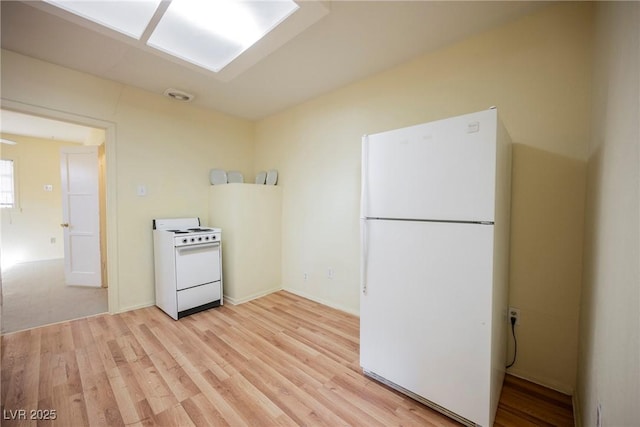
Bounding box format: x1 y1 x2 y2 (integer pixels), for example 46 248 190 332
153 217 223 320
360 108 512 427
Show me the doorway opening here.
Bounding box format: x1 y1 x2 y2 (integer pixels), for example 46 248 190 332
0 109 110 333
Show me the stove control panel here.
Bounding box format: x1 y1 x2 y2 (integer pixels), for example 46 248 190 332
174 231 221 247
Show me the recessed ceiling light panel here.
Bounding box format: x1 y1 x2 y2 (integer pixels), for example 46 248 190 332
43 0 307 76
44 0 162 39
147 0 300 72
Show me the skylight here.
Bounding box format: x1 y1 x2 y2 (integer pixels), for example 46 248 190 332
149 0 299 72
44 0 162 39
44 0 300 73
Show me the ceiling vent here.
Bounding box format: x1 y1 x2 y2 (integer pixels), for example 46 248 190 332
163 88 195 102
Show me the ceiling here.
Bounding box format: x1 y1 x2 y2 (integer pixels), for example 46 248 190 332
1 1 546 122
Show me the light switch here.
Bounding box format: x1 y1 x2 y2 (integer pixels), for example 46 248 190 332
137 185 147 196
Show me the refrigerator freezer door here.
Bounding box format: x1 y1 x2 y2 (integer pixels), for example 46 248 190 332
362 109 497 222
360 219 495 425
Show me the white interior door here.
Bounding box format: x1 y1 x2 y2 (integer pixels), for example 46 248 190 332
60 146 101 287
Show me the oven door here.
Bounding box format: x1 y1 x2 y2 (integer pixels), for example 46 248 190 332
174 242 221 290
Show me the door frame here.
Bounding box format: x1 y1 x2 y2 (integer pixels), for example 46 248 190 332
1 99 119 314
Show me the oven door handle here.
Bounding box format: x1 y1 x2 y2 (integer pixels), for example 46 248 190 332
176 242 220 253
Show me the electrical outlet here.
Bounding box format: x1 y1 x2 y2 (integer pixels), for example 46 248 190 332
50 237 56 244
327 268 334 279
508 307 521 325
303 272 308 281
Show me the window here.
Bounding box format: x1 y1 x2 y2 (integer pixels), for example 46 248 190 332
0 159 16 209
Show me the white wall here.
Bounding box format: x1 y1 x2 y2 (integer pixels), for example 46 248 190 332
577 2 640 425
255 2 593 393
1 50 255 312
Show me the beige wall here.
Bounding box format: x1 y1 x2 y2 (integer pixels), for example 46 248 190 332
4 1 632 408
254 2 593 393
111 88 254 310
508 144 586 391
1 50 255 312
577 2 640 425
0 133 81 265
209 184 282 304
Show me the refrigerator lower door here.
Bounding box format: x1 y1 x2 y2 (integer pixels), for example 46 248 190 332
360 219 495 426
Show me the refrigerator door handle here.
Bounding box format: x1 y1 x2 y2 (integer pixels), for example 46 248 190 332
360 135 369 219
361 135 369 295
361 218 368 295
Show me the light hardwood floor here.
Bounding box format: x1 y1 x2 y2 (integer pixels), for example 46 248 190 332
1 291 573 426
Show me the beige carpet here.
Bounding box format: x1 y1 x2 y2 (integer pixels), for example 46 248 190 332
1 259 108 334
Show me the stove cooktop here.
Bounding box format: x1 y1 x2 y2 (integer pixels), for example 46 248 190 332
153 218 220 235
163 227 219 235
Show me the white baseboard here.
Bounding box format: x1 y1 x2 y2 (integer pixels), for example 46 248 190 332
224 286 283 305
117 301 155 314
572 390 582 427
282 287 360 317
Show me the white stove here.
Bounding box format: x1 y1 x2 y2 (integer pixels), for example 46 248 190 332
152 217 223 319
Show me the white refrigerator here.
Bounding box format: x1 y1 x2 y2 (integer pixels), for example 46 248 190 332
360 108 512 427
